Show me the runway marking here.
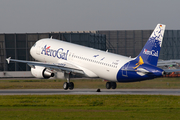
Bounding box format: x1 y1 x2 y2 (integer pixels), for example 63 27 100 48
0 89 180 95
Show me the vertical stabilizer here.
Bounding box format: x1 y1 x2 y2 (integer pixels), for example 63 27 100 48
136 24 166 66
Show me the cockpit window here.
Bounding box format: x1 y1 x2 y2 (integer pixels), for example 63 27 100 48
33 43 36 47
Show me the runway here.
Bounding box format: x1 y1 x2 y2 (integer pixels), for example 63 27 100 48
0 89 180 95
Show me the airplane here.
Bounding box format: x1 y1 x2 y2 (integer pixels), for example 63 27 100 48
6 24 166 90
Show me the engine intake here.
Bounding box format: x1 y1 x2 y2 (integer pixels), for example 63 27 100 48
43 68 55 78
31 66 54 79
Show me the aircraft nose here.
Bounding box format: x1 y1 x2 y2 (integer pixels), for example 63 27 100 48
30 43 36 56
30 46 33 56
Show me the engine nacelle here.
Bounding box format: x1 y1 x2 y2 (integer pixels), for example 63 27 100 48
31 66 54 79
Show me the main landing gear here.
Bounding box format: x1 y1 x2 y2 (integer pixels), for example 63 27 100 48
106 82 117 89
63 72 74 90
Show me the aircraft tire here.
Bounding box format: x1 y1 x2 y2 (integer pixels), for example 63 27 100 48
111 82 117 89
63 82 69 90
69 82 74 90
106 82 111 89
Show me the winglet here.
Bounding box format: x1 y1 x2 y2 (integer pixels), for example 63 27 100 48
6 57 11 64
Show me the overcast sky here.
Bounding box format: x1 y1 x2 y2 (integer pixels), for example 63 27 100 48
0 0 179 33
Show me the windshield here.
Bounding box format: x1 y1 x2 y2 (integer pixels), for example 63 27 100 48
32 42 36 47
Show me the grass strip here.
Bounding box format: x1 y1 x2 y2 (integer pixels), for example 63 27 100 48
0 95 180 120
0 77 180 89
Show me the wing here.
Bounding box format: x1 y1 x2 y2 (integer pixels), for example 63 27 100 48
6 57 84 75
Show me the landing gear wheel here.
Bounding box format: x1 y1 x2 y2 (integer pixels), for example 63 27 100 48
69 82 74 90
111 82 117 89
106 82 111 89
106 82 117 89
64 72 75 90
63 82 69 90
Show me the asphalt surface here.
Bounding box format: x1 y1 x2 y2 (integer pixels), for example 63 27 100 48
0 89 180 95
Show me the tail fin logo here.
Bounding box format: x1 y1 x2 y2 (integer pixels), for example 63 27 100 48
143 48 158 57
133 56 144 69
135 24 165 66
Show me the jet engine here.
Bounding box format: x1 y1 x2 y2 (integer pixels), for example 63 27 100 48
31 66 54 79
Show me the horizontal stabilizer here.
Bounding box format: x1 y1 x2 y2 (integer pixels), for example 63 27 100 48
121 69 152 74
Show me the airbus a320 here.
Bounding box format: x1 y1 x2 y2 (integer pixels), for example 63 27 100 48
7 24 166 90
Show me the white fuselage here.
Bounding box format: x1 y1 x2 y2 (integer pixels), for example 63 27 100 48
30 38 132 81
